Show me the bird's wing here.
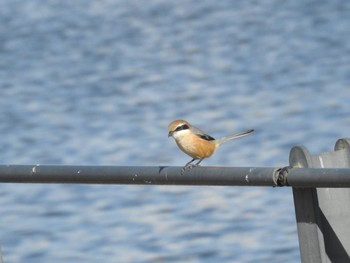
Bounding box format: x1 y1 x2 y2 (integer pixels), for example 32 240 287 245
191 126 216 141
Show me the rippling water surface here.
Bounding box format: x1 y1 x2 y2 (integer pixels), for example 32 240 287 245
1 1 350 262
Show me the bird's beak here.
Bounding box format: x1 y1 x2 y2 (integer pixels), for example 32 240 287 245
168 131 173 138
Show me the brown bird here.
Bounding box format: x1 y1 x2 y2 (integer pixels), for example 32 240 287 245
168 120 254 172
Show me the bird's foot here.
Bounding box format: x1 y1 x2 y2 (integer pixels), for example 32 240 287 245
181 163 199 175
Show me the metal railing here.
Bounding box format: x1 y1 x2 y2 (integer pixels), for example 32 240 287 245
0 165 349 188
0 138 349 263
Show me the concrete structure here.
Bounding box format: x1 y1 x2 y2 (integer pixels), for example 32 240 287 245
290 138 350 263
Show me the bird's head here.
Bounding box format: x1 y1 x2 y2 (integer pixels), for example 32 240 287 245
168 120 191 139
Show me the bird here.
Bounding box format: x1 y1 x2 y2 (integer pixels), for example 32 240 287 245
168 120 254 173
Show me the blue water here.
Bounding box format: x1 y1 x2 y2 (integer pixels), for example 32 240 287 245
1 0 350 262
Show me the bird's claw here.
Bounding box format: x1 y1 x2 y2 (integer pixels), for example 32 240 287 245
181 163 199 175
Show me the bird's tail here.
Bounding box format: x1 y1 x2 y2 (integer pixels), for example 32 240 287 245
215 129 254 146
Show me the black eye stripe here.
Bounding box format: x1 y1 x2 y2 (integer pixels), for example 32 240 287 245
175 124 189 132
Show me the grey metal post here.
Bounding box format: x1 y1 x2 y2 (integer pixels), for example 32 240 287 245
289 138 350 263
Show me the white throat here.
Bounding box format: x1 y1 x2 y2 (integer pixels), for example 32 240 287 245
172 129 191 140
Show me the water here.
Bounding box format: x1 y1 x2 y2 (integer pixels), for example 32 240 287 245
0 0 350 262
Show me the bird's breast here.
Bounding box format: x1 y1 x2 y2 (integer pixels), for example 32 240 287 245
175 134 217 159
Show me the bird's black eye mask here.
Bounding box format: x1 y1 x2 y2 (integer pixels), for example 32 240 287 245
175 124 189 132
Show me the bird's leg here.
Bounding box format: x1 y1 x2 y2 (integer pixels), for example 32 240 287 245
181 158 196 174
184 158 196 167
194 159 203 166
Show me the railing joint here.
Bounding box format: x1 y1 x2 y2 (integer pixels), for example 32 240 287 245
275 166 292 187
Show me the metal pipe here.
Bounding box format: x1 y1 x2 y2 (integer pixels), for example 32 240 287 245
0 165 350 187
0 165 279 186
286 168 350 188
